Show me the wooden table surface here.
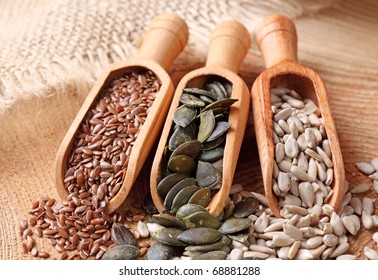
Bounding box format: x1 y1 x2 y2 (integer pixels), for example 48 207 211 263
1 0 378 260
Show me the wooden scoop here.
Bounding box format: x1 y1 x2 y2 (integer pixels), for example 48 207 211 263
54 13 189 214
251 14 345 217
150 20 251 217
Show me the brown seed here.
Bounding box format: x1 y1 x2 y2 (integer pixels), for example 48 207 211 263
26 236 35 251
21 243 28 254
38 252 50 259
31 247 38 257
22 228 32 239
58 252 68 260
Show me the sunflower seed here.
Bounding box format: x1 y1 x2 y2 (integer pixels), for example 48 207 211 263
355 162 375 175
350 183 370 194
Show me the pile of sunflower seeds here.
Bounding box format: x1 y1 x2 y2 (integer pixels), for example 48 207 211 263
157 80 236 214
20 70 160 259
141 181 377 260
270 87 334 207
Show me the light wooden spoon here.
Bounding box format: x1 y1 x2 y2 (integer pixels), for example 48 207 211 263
251 14 345 217
150 20 251 217
54 13 189 214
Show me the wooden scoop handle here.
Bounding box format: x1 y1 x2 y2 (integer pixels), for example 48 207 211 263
206 20 251 73
255 14 298 68
137 13 189 71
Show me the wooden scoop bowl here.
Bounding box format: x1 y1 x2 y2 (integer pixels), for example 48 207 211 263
251 14 345 217
150 20 251 217
54 13 189 214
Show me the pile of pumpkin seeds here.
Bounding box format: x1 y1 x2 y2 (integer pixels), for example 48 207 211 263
157 80 236 214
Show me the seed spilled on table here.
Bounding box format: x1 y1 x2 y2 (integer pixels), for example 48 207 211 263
20 70 160 259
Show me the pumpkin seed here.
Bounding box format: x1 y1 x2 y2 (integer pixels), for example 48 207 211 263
170 140 202 159
177 228 222 245
183 87 217 100
173 105 197 127
111 223 139 248
206 122 230 142
218 217 252 234
192 250 228 260
187 187 212 207
200 95 216 104
182 211 222 229
101 245 140 260
201 134 226 151
168 155 196 174
196 160 221 188
168 125 196 151
198 147 224 162
157 173 189 199
150 228 187 246
233 197 259 218
185 235 231 252
170 186 201 214
197 110 216 142
176 204 209 222
227 230 249 243
146 242 178 260
179 93 206 107
205 81 228 100
163 178 197 212
201 98 238 113
150 214 186 229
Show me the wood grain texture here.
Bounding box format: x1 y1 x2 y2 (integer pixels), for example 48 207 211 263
1 0 378 260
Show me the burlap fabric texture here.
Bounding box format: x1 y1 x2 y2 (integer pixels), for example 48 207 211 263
0 0 337 114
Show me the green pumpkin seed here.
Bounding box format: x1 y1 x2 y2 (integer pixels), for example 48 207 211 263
192 250 228 260
212 159 224 173
150 228 187 246
196 161 221 188
168 125 196 151
199 95 215 104
146 242 178 260
198 147 224 162
157 173 189 199
223 82 233 97
218 217 252 234
206 121 230 142
205 82 227 100
101 245 140 260
233 197 259 218
182 211 221 229
197 110 215 143
168 155 196 174
177 228 222 245
173 105 197 127
201 98 238 113
201 134 226 151
170 186 201 214
150 213 186 229
163 178 197 213
170 140 202 159
185 235 230 252
179 93 206 107
111 223 139 248
187 188 212 207
176 204 209 222
227 230 250 243
183 87 217 100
